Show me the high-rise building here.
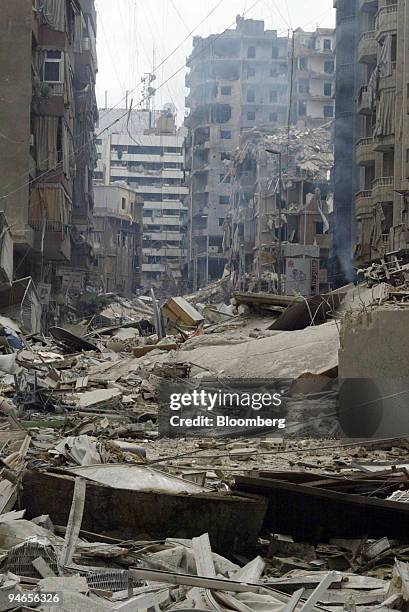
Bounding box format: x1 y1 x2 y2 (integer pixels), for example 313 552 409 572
334 0 406 279
185 17 289 288
292 27 336 126
0 0 98 297
95 107 188 291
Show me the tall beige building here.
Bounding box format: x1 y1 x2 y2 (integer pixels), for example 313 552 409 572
334 0 407 270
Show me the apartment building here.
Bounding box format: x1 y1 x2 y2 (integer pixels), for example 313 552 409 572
93 185 143 295
334 0 408 277
0 0 98 295
185 17 289 288
292 27 336 126
95 107 188 291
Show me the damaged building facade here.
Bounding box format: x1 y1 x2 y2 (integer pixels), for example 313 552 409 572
0 0 98 302
223 126 333 295
185 17 290 289
92 185 143 295
292 27 336 126
95 107 188 292
334 0 409 277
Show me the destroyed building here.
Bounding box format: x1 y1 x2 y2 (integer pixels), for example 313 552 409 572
92 185 143 295
223 125 334 295
292 27 336 126
185 17 290 289
0 0 98 296
334 0 408 280
95 107 188 292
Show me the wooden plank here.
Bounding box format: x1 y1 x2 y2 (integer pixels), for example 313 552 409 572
192 533 216 578
32 557 56 578
300 572 337 611
129 568 262 593
59 477 86 567
284 588 305 612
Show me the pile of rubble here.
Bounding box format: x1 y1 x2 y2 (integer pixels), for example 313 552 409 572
0 286 408 609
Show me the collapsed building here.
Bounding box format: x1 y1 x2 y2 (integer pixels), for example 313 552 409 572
223 125 334 295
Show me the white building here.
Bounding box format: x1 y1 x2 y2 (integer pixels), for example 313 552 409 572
94 107 188 289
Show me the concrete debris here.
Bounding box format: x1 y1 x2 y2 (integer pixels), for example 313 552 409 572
0 280 405 609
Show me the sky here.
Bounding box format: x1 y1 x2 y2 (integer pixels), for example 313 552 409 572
95 0 335 124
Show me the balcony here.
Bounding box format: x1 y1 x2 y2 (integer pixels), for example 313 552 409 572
357 31 378 63
376 5 398 41
357 86 372 114
355 137 375 165
355 190 373 215
372 176 394 202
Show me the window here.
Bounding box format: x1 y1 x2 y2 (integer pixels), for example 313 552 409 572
323 38 332 50
269 90 278 103
221 152 230 161
299 79 309 94
220 174 231 183
94 171 104 179
270 68 278 78
324 82 332 96
95 138 102 145
298 101 307 117
299 57 308 71
43 50 64 82
324 104 334 118
219 196 230 205
269 112 278 122
247 111 255 120
315 222 324 235
220 130 232 139
246 89 255 103
247 46 256 58
220 86 232 95
219 218 225 226
246 66 256 78
324 61 334 74
121 197 126 210
272 46 279 59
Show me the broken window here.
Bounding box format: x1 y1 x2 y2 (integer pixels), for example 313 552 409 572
298 101 307 116
269 90 278 103
316 222 324 235
247 111 256 120
246 89 255 103
247 66 256 78
324 82 332 97
324 104 334 118
219 196 230 205
298 79 309 94
299 57 308 71
324 60 334 74
44 50 64 82
220 130 231 139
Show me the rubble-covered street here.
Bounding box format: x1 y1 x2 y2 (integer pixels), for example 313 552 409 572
0 275 405 610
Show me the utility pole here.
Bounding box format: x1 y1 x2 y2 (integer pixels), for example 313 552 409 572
266 148 283 294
